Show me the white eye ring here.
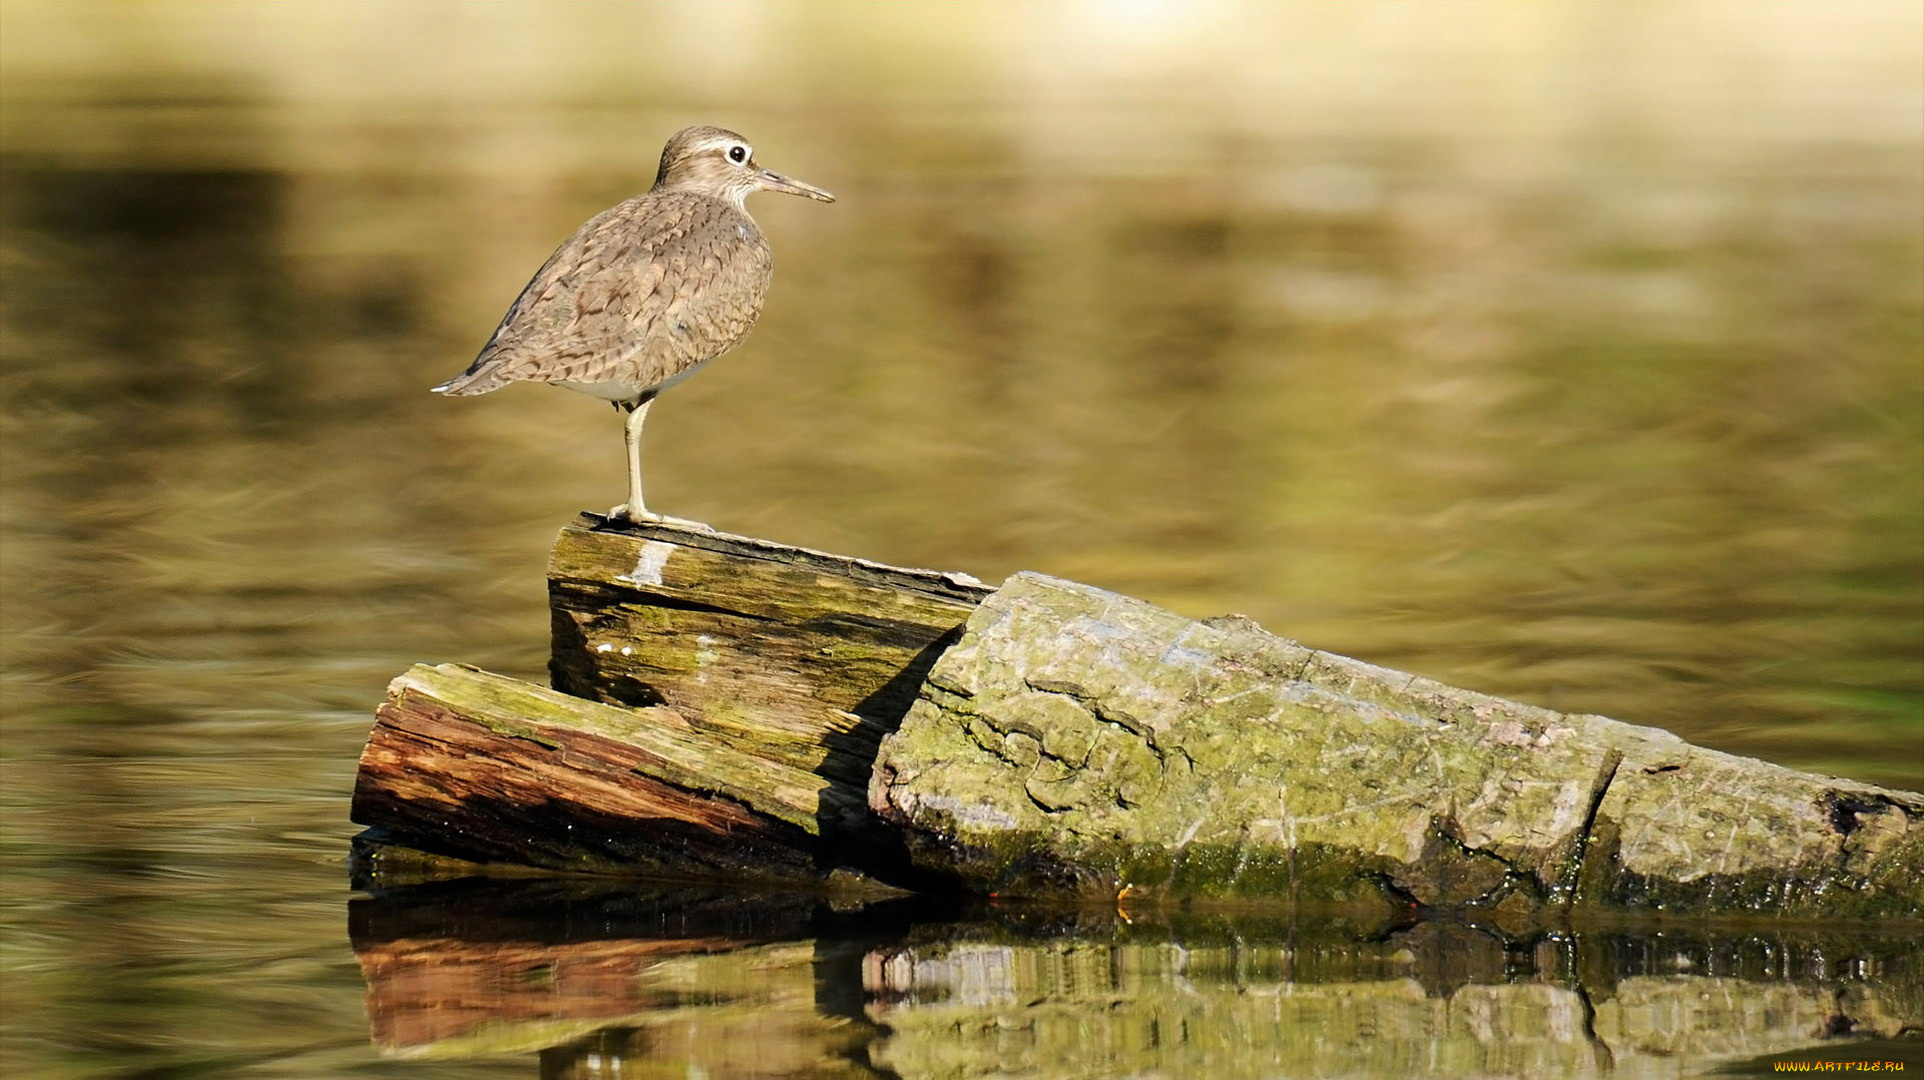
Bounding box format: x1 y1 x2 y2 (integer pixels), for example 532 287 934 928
727 144 749 165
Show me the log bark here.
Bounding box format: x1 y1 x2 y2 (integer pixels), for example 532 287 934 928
869 572 1924 917
352 517 1924 917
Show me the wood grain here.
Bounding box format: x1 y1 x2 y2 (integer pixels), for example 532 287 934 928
351 663 856 882
548 514 994 788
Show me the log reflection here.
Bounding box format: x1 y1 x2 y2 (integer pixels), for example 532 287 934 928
350 877 1922 1078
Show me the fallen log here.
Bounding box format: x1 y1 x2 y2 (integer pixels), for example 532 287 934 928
869 573 1924 917
350 516 1924 918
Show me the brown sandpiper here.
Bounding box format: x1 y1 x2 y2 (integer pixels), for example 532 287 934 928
433 125 835 526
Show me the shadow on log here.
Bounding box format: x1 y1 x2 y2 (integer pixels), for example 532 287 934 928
350 515 1924 918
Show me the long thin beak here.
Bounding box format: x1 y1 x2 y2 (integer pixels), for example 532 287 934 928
758 169 835 203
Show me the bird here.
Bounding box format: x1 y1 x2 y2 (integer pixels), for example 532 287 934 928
432 125 834 526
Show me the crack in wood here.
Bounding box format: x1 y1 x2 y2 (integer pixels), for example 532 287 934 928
1556 748 1623 907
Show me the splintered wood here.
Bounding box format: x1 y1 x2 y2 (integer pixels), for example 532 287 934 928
547 515 991 787
353 664 831 881
352 516 991 885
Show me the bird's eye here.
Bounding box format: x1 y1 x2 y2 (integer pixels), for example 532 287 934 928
727 145 748 165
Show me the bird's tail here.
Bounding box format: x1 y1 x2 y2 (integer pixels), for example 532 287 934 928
431 364 508 396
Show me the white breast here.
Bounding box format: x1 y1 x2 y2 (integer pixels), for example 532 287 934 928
556 379 645 401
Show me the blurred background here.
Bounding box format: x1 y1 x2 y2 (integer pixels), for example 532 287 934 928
1 2 1920 1076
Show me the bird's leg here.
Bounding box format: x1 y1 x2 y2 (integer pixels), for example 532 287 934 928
612 396 651 520
607 395 710 530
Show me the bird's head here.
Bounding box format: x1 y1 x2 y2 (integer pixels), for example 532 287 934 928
653 125 835 208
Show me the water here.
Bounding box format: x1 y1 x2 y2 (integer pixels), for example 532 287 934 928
1 2 1919 1076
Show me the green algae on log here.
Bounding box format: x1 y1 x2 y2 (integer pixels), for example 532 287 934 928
869 573 1924 917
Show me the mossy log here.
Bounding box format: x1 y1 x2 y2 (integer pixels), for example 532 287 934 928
354 516 1924 916
870 573 1924 917
350 662 902 886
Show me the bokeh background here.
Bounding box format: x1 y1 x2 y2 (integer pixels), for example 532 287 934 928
1 2 1920 1076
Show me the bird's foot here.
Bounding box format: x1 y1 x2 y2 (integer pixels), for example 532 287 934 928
606 504 714 531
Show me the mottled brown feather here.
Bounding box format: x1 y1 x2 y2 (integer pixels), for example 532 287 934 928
438 190 773 399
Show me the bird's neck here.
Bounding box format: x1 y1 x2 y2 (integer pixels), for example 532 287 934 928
653 180 752 212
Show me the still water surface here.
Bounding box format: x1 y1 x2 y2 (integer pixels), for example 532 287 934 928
1 2 1920 1076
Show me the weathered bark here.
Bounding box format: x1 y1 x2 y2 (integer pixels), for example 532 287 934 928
351 662 902 886
869 572 1924 917
355 517 994 884
547 514 990 788
353 518 1924 917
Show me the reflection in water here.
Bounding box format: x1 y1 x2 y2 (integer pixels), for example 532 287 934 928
352 882 899 1077
348 880 1923 1079
2 3 1920 1078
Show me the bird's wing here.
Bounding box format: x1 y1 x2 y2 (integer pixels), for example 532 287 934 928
440 194 769 396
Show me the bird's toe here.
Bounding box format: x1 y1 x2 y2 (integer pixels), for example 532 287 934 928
605 504 712 532
655 514 714 532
